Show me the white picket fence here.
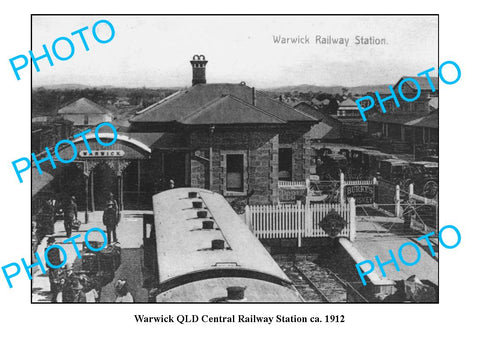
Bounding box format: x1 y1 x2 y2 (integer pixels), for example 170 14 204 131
278 180 307 189
245 198 356 245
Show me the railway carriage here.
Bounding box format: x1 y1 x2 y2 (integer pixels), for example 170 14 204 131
144 188 304 302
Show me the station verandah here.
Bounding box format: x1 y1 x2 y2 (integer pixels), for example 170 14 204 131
35 132 189 221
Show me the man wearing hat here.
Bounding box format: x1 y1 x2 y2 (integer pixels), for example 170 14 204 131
103 199 118 244
114 279 133 302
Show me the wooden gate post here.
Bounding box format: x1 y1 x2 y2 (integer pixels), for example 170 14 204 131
409 183 414 199
340 172 345 204
395 185 401 217
349 197 356 241
373 177 378 209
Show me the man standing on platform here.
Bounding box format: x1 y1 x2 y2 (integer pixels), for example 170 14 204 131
63 196 78 238
36 197 55 243
103 201 118 244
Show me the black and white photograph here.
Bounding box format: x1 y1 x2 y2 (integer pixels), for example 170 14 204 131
30 15 440 303
2 1 480 347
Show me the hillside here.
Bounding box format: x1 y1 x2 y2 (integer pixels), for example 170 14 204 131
266 84 392 95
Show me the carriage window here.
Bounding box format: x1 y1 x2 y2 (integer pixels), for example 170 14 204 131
279 148 293 181
226 154 244 192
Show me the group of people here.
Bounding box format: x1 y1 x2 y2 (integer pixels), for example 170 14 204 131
34 192 120 249
33 191 126 302
46 232 132 303
46 236 100 303
34 195 78 248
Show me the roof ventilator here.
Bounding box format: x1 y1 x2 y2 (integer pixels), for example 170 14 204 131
211 239 225 250
202 220 215 230
197 210 208 219
226 286 246 301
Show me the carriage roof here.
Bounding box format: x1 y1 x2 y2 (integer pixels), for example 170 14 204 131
152 188 293 287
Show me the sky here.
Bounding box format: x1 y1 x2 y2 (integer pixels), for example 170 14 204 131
32 15 438 89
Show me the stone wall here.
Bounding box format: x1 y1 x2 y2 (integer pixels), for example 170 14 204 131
279 125 312 182
188 128 280 205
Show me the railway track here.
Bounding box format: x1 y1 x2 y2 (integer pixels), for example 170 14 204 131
279 259 367 302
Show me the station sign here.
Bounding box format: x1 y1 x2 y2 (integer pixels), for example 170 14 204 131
344 184 377 204
79 150 125 158
279 188 307 203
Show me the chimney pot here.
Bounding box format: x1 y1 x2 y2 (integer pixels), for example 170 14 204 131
190 54 208 86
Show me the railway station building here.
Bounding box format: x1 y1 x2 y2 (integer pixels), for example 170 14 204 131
128 55 317 206
36 55 317 212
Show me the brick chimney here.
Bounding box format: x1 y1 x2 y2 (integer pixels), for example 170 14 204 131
190 54 208 86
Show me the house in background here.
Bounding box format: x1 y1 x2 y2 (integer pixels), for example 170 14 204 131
32 116 73 154
336 98 361 119
366 76 439 155
58 97 113 128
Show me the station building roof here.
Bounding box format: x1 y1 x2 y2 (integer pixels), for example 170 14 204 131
130 83 316 126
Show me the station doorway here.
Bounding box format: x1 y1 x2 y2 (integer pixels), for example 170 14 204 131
91 162 118 211
162 151 188 188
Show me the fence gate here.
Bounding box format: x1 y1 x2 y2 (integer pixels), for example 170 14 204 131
245 198 356 246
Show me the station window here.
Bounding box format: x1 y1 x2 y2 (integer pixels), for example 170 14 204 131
226 154 244 192
279 148 293 181
84 115 89 125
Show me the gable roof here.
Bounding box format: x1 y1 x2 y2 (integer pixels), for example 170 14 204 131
338 98 357 107
131 83 316 125
293 101 326 121
293 102 341 140
58 97 110 115
393 76 439 92
181 95 285 125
